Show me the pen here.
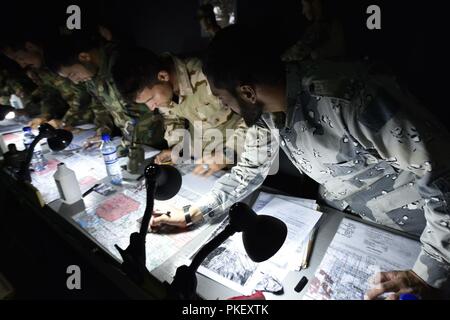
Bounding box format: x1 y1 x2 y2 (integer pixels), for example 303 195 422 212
82 183 100 198
152 211 171 217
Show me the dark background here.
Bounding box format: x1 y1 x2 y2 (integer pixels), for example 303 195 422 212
0 0 447 299
0 0 444 120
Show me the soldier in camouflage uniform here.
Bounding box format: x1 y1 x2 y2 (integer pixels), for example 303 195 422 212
46 36 166 150
0 39 106 130
0 56 41 116
112 48 247 174
152 27 450 299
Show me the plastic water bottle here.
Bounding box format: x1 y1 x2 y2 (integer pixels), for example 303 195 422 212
101 134 122 185
10 94 24 109
23 127 46 172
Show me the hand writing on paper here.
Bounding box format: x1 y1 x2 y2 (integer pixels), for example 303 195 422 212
83 134 102 150
150 207 187 230
364 270 437 300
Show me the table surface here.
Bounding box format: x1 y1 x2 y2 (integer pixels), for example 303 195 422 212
1 124 420 300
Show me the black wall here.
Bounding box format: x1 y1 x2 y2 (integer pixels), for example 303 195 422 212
0 0 446 121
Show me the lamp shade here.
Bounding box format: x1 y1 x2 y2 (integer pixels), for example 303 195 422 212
144 164 182 201
47 129 73 151
0 106 15 121
229 203 288 263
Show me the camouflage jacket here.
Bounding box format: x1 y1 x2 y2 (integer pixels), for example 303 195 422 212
26 67 89 120
84 44 165 147
0 66 30 104
0 64 42 115
159 55 247 157
196 62 450 290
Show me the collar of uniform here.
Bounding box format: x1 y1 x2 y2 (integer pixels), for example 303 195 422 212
163 53 194 99
260 63 302 131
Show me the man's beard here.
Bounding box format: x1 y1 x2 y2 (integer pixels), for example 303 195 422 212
237 97 264 127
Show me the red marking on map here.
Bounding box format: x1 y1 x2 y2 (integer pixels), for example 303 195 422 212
3 132 22 144
34 159 60 175
96 193 140 222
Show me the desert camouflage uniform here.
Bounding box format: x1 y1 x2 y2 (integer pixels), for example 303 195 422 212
159 54 247 158
196 61 450 291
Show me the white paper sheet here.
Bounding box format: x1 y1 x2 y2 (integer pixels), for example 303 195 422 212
196 195 323 295
303 218 421 300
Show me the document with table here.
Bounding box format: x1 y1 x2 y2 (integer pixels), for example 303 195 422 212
303 218 421 300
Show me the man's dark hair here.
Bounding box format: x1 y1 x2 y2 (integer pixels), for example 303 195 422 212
44 31 100 73
0 31 45 52
203 25 285 96
197 4 217 23
112 47 168 102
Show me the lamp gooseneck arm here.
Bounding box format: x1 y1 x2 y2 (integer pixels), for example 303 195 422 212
140 179 156 237
189 225 236 273
18 134 45 182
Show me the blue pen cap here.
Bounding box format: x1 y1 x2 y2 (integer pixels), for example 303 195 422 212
23 127 32 132
399 293 419 300
101 133 111 142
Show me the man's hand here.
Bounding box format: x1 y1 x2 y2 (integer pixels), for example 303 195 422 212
47 119 64 129
365 270 437 300
83 134 102 150
28 117 47 129
151 207 187 230
192 154 228 177
155 149 174 165
47 119 76 132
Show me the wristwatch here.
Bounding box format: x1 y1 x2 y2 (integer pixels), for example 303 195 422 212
183 205 193 227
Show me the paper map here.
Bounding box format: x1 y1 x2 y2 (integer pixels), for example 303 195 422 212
72 171 221 272
31 151 107 204
95 193 140 222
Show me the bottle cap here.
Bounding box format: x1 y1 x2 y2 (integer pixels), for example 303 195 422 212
101 133 111 141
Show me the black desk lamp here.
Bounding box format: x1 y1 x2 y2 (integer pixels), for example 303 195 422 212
0 105 16 121
169 202 288 300
115 164 182 284
17 123 73 182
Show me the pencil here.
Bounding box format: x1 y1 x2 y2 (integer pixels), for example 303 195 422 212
301 226 318 269
158 161 173 165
